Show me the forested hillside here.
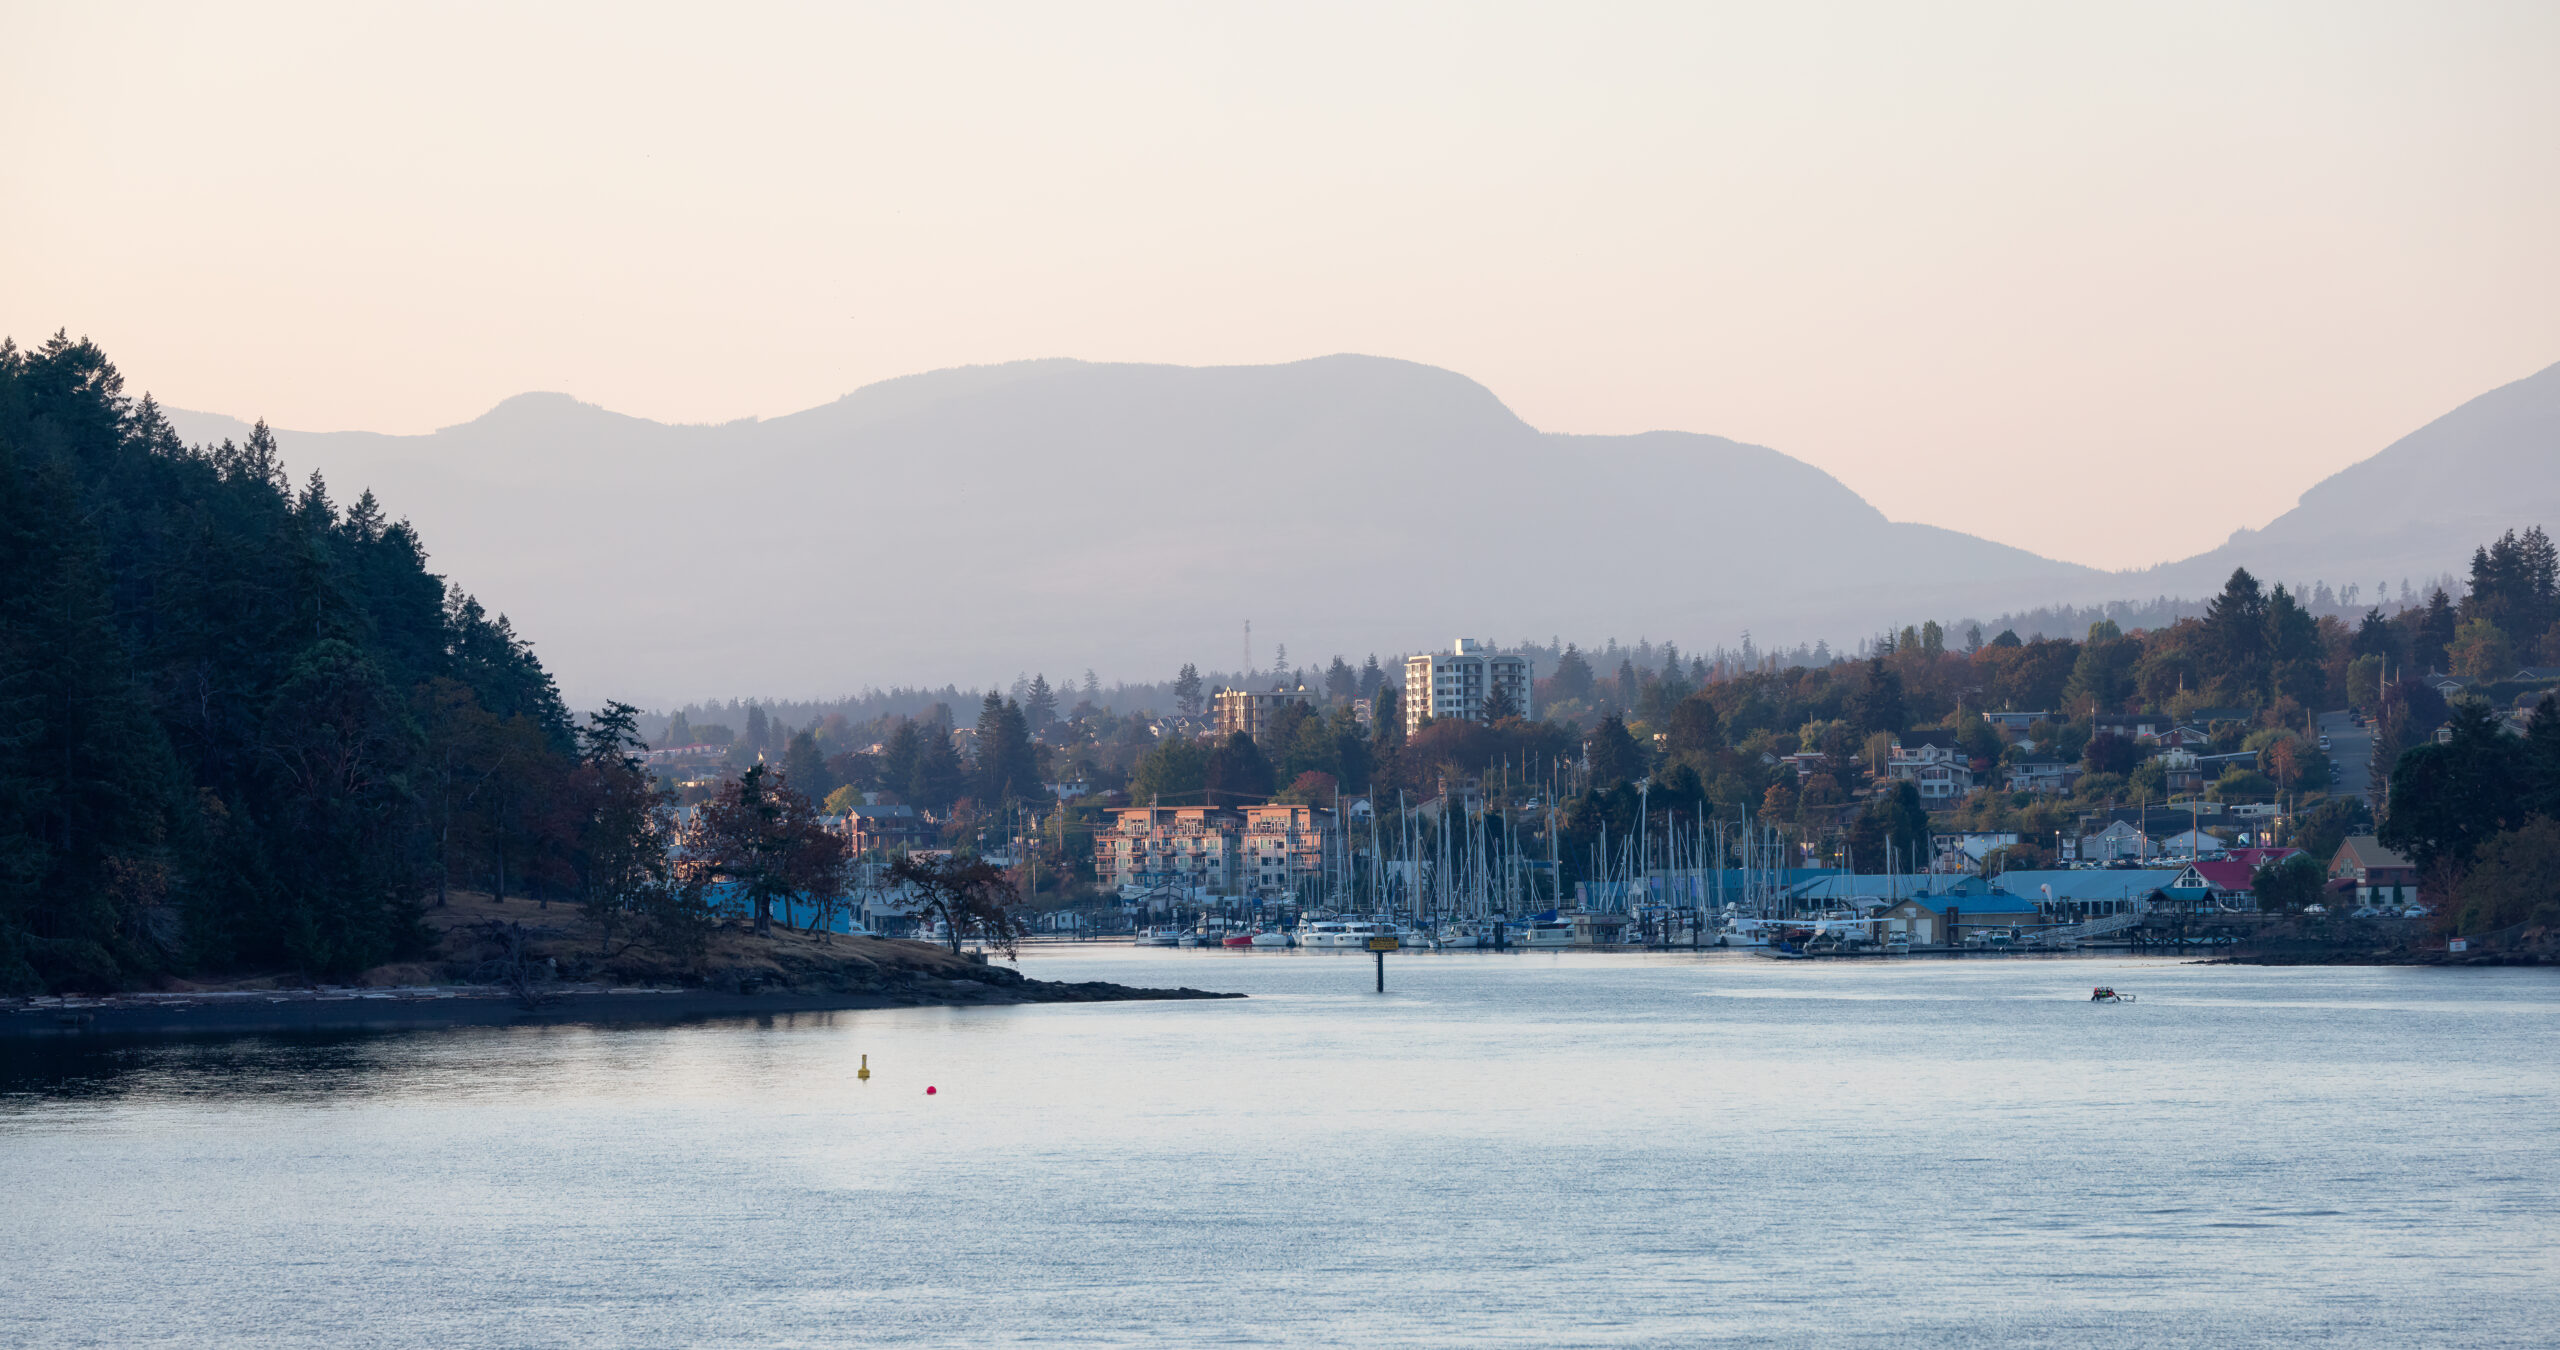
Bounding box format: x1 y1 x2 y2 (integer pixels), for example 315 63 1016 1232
0 335 616 992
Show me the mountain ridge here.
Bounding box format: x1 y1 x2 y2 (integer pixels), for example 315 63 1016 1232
159 353 2551 703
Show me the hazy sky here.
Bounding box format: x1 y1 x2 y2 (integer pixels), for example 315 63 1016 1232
5 1 2554 570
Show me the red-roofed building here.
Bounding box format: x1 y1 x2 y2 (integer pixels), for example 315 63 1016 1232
2166 859 2261 911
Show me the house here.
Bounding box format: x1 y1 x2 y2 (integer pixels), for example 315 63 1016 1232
1886 738 1975 803
1779 750 1831 779
2514 667 2560 683
2225 846 2303 870
2157 746 2204 793
2078 819 2153 862
1983 711 2050 737
2165 859 2259 911
2154 827 2227 858
1930 832 2020 872
2006 756 2075 794
2092 713 2176 742
2329 837 2419 909
838 803 936 857
2422 672 2475 698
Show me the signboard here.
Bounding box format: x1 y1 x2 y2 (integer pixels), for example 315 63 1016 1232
2449 938 2469 953
1367 935 1400 952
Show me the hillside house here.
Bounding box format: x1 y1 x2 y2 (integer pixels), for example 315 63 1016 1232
1886 738 1975 803
2006 757 2075 794
2328 836 2419 909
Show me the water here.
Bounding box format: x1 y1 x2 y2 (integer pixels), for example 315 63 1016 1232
5 950 2556 1348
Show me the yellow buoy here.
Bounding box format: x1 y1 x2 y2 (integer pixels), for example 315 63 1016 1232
857 1054 871 1082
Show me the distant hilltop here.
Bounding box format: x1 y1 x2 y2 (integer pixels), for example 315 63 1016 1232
164 353 2560 703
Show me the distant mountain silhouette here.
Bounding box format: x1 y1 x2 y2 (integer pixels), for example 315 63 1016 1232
165 353 2551 702
2126 359 2560 600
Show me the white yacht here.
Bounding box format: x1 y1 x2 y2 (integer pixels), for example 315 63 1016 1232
1301 919 1397 950
1249 929 1296 948
1517 916 1576 949
1139 925 1184 947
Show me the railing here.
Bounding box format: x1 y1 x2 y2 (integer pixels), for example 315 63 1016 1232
2047 908 2150 940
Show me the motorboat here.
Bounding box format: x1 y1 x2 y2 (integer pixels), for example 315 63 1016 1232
1517 916 1575 949
1140 925 1184 947
1301 919 1395 950
1249 929 1296 948
1220 931 1257 948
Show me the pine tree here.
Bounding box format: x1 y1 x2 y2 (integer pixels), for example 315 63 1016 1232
1024 673 1057 728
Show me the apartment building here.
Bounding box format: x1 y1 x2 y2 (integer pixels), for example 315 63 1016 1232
1098 803 1340 901
1214 684 1314 742
1403 638 1533 735
1096 806 1242 897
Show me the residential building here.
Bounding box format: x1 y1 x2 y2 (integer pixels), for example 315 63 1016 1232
2006 757 2075 794
1096 806 1244 897
1214 684 1314 742
1239 803 1340 900
1096 803 1342 902
838 803 937 857
1982 711 2050 737
2328 836 2419 909
2166 859 2259 911
1403 638 1533 734
1885 738 1974 802
2158 747 2204 794
2092 713 2176 742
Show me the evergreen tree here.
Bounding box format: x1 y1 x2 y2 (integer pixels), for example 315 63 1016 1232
1550 645 1595 702
974 693 1040 806
1174 663 1203 716
1587 715 1641 788
1359 654 1385 700
1023 673 1057 729
1325 656 1356 702
1204 732 1275 805
2380 699 2524 869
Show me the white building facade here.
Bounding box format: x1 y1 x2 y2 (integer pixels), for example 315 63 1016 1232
1403 639 1533 735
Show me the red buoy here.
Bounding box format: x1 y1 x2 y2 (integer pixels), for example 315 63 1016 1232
925 1086 937 1095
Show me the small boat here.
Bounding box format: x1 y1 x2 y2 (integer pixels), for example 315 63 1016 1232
1140 925 1184 947
1221 932 1256 948
2090 987 2135 1003
1249 929 1295 948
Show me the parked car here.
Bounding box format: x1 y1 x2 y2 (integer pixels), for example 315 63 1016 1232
2303 904 2327 915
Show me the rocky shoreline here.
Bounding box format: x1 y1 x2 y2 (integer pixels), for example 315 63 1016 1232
2 891 1243 1038
3 964 1240 1038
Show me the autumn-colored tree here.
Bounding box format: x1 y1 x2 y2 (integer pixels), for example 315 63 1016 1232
694 764 845 934
889 852 1028 958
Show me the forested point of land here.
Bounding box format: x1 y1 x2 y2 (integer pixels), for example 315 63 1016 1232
0 334 616 992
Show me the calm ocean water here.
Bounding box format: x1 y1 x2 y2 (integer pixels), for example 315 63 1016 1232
5 949 2556 1349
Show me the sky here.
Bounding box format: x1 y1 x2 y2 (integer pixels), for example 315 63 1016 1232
4 0 2556 572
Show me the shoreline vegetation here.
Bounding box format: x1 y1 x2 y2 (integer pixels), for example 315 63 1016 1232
2 890 1239 1038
